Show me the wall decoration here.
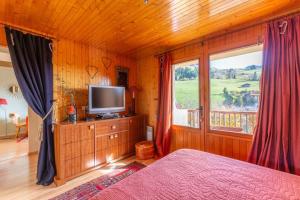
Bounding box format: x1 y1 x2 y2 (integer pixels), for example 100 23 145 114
86 65 99 79
101 56 112 73
116 66 129 89
9 85 19 94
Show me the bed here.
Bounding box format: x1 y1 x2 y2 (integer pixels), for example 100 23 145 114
92 149 300 200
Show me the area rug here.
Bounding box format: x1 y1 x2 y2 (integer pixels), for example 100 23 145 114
50 162 146 200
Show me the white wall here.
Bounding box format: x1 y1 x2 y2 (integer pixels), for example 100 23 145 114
0 66 28 137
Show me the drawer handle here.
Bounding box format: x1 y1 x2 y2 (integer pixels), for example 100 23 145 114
111 125 116 130
114 134 118 138
89 125 95 130
109 135 114 140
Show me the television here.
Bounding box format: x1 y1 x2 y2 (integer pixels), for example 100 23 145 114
88 85 125 114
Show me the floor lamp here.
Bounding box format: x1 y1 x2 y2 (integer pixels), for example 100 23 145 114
0 98 8 138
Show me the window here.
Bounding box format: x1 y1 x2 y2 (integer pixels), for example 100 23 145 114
172 60 199 128
209 45 263 134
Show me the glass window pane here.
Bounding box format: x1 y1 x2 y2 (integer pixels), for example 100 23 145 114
209 45 263 134
173 60 199 128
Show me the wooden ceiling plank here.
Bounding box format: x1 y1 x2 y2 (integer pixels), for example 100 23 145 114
85 0 204 46
64 0 120 42
58 0 96 36
95 0 202 40
102 0 251 45
80 1 157 43
110 0 252 50
50 0 74 34
0 0 297 55
124 0 283 45
42 0 62 34
117 0 205 43
129 0 296 56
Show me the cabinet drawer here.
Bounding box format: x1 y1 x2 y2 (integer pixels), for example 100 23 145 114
95 122 119 136
119 120 129 131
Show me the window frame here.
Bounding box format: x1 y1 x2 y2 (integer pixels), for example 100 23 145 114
206 44 263 138
171 57 202 130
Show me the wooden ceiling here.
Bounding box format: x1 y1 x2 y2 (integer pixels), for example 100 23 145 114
0 0 299 56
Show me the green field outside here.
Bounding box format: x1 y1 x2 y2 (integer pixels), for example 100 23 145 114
174 79 199 109
174 69 261 109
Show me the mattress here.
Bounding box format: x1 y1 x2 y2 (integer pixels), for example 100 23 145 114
92 149 300 200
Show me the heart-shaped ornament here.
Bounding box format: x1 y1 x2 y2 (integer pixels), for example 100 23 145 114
101 57 112 71
86 65 99 79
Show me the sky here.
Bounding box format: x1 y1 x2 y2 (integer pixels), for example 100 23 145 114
210 51 263 69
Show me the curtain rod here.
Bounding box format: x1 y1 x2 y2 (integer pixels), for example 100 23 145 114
154 10 300 58
0 22 56 41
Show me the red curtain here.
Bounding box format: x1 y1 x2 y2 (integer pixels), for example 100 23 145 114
248 15 300 175
155 53 172 157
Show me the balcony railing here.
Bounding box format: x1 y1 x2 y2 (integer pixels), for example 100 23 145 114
210 110 257 134
187 109 200 128
187 109 257 134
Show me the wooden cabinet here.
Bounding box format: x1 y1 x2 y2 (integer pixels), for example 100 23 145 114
54 115 145 185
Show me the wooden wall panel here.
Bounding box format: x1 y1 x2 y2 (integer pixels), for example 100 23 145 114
137 23 265 161
53 39 137 121
170 126 204 152
0 27 137 121
171 42 204 64
205 133 252 161
136 56 159 130
207 24 265 53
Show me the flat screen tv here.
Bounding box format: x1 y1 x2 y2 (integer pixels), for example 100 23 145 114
88 85 125 114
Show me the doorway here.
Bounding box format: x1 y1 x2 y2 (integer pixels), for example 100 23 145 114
0 46 29 162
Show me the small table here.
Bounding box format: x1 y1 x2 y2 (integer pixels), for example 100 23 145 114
135 141 154 160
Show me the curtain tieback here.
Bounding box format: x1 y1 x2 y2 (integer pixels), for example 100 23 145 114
38 101 56 141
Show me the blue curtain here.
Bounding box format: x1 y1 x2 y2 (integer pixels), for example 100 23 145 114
5 27 55 185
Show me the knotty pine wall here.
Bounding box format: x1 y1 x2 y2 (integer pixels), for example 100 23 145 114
136 23 265 161
0 28 137 122
52 39 137 121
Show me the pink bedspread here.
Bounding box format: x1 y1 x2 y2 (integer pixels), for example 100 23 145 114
92 149 300 200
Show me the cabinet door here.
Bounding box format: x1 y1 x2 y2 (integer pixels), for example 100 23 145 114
95 135 108 166
62 125 81 179
118 131 129 157
80 124 95 171
107 133 119 162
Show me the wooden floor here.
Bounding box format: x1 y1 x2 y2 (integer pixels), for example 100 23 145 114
0 153 155 200
0 138 28 163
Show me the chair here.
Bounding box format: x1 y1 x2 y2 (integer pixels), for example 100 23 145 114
16 116 28 139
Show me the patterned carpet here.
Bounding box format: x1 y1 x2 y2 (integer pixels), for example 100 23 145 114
50 162 146 200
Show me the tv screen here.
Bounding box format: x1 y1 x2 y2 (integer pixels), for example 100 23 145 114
88 86 125 114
